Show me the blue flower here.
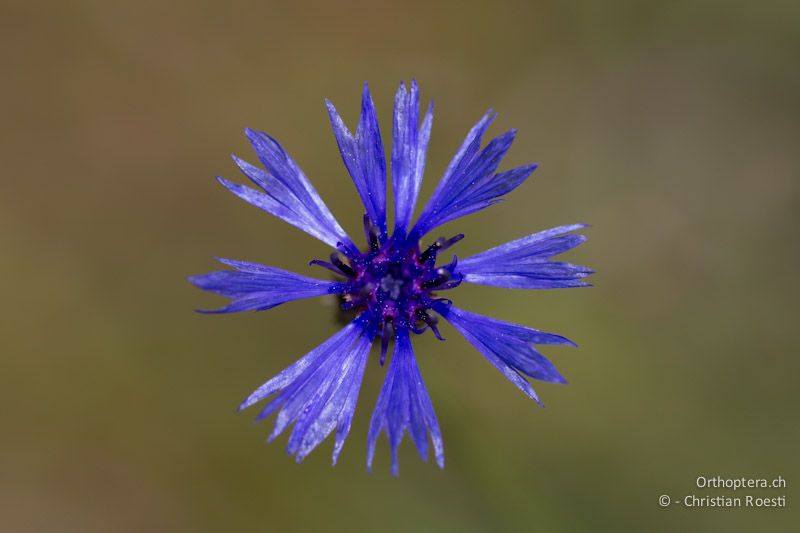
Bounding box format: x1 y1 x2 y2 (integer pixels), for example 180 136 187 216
190 81 591 475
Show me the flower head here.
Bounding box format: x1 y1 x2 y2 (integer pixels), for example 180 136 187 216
190 80 591 474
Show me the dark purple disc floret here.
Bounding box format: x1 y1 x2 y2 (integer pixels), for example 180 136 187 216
313 215 465 363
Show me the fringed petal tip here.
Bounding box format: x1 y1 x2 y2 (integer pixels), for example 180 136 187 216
215 126 355 249
326 82 387 234
366 328 444 476
438 305 570 404
392 78 434 234
411 112 533 237
236 317 374 464
188 274 249 314
186 273 205 288
457 223 593 290
193 307 238 315
188 262 339 314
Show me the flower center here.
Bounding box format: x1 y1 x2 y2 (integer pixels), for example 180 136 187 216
311 215 464 361
378 270 405 301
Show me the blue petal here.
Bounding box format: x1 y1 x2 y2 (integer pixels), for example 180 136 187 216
412 113 535 238
232 155 310 221
239 315 375 463
326 82 388 235
367 328 444 476
219 130 356 252
286 332 373 463
437 305 572 404
458 224 593 289
391 80 433 235
188 258 342 313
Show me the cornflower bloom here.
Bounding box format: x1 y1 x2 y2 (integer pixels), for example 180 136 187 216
190 81 591 475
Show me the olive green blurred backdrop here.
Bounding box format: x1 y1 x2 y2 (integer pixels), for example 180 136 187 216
2 0 798 531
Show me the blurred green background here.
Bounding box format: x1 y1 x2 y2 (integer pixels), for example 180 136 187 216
2 0 798 531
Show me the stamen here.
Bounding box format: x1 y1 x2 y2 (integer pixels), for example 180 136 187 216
420 233 464 263
422 269 452 289
309 259 350 277
363 214 381 252
335 241 358 259
439 233 464 251
423 315 445 341
330 253 356 277
435 278 463 290
441 254 459 271
410 322 429 335
419 240 440 263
